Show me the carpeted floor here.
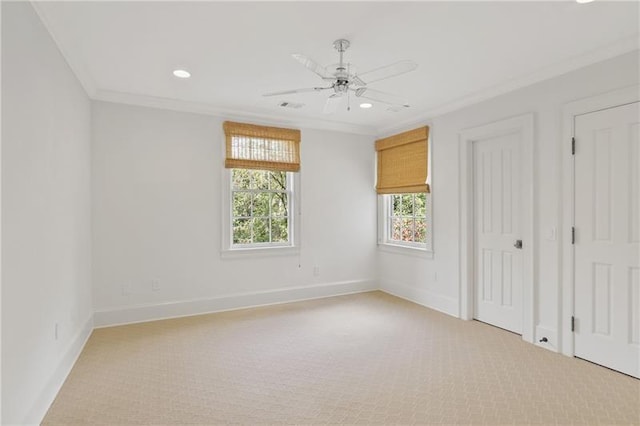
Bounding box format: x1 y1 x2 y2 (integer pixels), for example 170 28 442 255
43 291 639 425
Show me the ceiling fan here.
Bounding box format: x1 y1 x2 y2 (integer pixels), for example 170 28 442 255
263 39 418 113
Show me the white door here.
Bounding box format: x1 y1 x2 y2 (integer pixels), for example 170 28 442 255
473 132 523 334
574 101 639 378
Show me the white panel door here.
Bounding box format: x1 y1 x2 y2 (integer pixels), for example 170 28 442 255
574 101 639 378
473 132 523 334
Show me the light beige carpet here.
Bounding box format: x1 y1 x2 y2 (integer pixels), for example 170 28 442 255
43 291 639 425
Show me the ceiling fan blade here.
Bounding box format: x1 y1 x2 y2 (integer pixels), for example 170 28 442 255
292 54 334 80
357 60 418 85
352 75 366 86
263 87 331 97
323 94 343 114
354 87 409 107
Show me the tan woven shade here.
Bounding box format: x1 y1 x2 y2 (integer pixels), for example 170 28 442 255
375 126 430 194
224 121 301 172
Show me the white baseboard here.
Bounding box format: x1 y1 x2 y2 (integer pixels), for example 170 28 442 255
94 279 378 328
379 279 458 318
25 315 94 425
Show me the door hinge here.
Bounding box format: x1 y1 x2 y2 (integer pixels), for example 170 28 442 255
571 227 575 244
571 137 575 155
571 316 575 332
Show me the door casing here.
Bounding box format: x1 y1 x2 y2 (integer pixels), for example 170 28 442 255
561 85 640 357
459 113 535 344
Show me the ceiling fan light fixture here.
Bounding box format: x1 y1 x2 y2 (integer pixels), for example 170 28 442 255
172 69 191 79
264 39 417 113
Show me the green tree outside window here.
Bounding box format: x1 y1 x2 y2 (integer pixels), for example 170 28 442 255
232 169 290 245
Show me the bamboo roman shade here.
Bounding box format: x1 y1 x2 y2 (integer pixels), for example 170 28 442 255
223 121 301 172
375 126 430 194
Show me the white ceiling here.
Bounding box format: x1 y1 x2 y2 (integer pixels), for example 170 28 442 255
34 1 639 135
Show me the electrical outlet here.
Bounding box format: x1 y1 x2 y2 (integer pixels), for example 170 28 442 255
313 266 320 276
151 280 160 291
122 284 131 296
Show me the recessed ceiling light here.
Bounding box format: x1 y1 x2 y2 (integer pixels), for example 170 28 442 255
360 103 373 109
173 69 191 79
576 0 594 3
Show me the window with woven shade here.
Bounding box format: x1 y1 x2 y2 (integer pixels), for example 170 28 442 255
223 121 301 172
376 126 433 254
222 121 301 254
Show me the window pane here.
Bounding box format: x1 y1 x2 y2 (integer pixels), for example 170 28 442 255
232 192 251 217
391 218 402 241
271 218 289 243
269 171 287 191
401 218 414 242
233 218 251 244
253 218 269 243
230 169 293 248
401 194 414 216
254 170 270 190
385 193 429 248
415 219 427 243
253 193 270 217
415 193 426 217
271 193 288 216
392 195 402 216
232 169 251 189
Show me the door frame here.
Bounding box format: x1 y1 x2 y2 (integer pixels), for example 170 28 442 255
459 113 535 343
560 85 640 357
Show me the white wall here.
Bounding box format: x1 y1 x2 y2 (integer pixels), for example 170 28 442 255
0 2 4 422
378 50 640 348
91 101 377 325
2 2 636 420
1 2 93 424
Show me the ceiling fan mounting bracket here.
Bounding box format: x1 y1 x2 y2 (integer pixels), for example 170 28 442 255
333 39 350 53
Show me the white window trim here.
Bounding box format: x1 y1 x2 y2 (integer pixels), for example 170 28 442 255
221 168 301 258
377 193 433 258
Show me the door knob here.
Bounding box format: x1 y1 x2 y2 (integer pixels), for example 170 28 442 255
514 240 523 249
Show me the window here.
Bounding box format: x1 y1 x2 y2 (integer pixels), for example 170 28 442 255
380 192 432 252
376 126 432 254
231 169 292 247
388 193 427 245
222 121 300 255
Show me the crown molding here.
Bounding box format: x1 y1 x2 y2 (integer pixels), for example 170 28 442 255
31 0 638 138
92 89 377 136
97 36 638 139
377 36 639 137
31 1 97 98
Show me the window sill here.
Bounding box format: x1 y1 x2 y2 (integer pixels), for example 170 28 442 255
377 242 434 259
221 245 300 259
